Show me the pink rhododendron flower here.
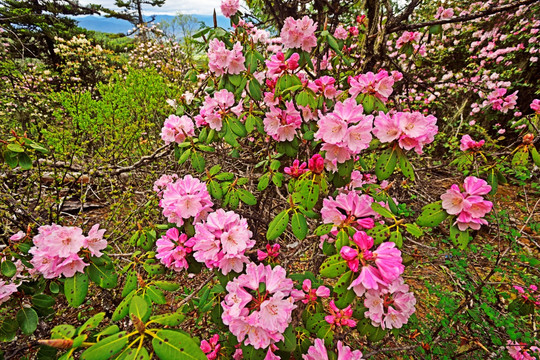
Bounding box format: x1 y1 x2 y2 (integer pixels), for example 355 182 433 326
294 279 330 305
160 115 195 145
220 0 239 18
207 39 246 76
201 334 221 360
197 89 242 131
280 16 318 52
84 224 107 257
460 134 485 151
373 111 438 154
486 88 518 113
321 191 376 230
349 70 395 102
0 280 19 305
153 174 178 196
264 101 302 142
435 7 454 20
284 159 308 178
266 52 299 77
308 154 325 174
325 300 357 328
364 277 416 329
156 228 195 271
9 231 25 242
303 339 364 360
334 25 349 40
530 99 540 114
54 254 88 278
193 209 254 274
222 263 296 349
160 175 214 227
257 244 281 262
507 340 540 360
308 76 338 99
441 176 493 231
344 231 405 294
396 31 421 49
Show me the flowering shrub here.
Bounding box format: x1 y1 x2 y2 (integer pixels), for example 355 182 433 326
1 0 540 359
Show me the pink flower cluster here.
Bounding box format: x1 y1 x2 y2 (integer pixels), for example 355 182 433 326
440 176 493 231
264 101 302 142
293 279 330 305
321 191 376 230
325 300 356 328
485 88 518 113
513 284 540 306
308 76 338 99
530 99 540 114
309 154 325 174
257 243 281 262
507 341 540 360
373 111 438 154
315 98 373 170
303 338 364 360
220 0 240 18
201 334 221 360
159 175 214 227
341 231 404 295
396 31 421 49
193 209 254 275
362 276 415 329
207 39 246 76
0 280 19 305
29 224 107 279
284 159 308 178
156 228 195 271
435 7 454 20
196 89 243 131
280 16 318 52
153 174 178 196
348 70 397 102
460 134 485 151
160 115 195 145
266 52 299 77
221 263 296 349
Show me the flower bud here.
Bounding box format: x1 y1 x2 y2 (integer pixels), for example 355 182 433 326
523 133 534 144
308 154 325 174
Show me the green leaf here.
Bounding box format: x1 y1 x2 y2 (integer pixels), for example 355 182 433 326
486 168 498 196
530 146 540 166
152 330 207 360
78 312 106 335
371 203 394 219
291 211 308 240
229 117 247 137
267 210 290 240
129 295 150 321
1 260 17 278
191 151 206 173
449 223 470 249
17 307 38 335
248 79 262 101
150 312 185 326
81 332 130 360
51 324 76 339
7 143 24 152
375 147 398 180
334 271 356 309
32 294 56 309
319 254 348 278
18 152 32 170
240 344 267 360
238 189 257 205
122 270 138 298
512 146 529 167
178 148 191 165
120 346 150 360
389 230 403 248
366 223 391 245
229 74 242 86
64 272 88 307
429 24 442 35
153 281 180 292
314 224 334 236
416 201 448 227
335 229 350 251
275 325 296 352
4 150 18 168
404 223 423 237
299 180 320 210
398 151 415 181
112 291 135 321
147 285 166 305
88 262 118 289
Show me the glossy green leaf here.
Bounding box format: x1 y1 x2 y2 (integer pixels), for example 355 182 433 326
152 330 207 360
17 307 38 335
64 272 88 307
375 147 398 180
416 201 448 227
81 332 129 360
291 211 308 240
267 210 290 240
319 254 348 278
1 260 17 278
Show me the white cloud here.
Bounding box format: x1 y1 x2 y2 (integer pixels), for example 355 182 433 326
80 0 226 15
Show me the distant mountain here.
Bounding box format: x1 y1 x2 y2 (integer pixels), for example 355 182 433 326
73 14 229 34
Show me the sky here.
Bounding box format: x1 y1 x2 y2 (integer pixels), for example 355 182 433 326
80 0 230 15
